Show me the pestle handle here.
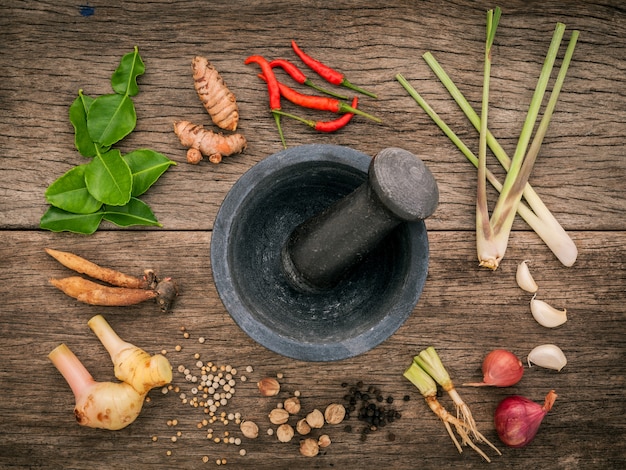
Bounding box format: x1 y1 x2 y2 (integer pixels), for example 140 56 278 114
282 147 439 292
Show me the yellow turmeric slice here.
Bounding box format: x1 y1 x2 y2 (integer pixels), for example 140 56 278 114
173 120 247 164
192 56 239 131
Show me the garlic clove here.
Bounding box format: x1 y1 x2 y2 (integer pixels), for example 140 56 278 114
530 294 567 328
516 260 538 293
527 344 567 371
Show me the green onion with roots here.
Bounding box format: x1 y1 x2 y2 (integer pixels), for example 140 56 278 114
396 9 579 269
404 349 499 462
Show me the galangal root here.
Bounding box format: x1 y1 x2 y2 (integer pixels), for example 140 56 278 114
46 248 177 313
174 120 247 164
192 56 239 131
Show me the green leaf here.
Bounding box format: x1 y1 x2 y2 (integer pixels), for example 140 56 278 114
103 197 161 227
69 91 98 157
124 149 176 197
111 46 145 97
40 206 104 234
85 149 133 206
87 93 136 147
45 164 103 214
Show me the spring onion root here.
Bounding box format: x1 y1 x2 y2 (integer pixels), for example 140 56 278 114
88 314 172 395
404 347 500 462
48 344 146 430
396 12 579 268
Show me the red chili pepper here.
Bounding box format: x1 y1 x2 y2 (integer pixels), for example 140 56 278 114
291 40 378 99
274 97 359 133
244 55 286 148
258 74 380 123
269 59 349 100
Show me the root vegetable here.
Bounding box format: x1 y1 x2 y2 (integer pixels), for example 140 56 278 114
494 390 557 447
192 56 239 131
413 347 501 455
48 343 146 430
173 120 247 164
45 248 147 289
47 248 178 313
88 314 172 395
463 349 524 387
404 349 500 463
49 276 158 306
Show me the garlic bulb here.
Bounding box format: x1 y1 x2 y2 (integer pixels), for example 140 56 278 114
527 344 567 371
516 260 538 293
530 295 567 327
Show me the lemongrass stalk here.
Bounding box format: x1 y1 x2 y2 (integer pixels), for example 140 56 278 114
479 22 567 269
396 72 577 266
413 347 501 455
421 51 578 266
476 7 502 269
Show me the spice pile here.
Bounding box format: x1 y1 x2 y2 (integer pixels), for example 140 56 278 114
152 326 256 465
340 381 405 443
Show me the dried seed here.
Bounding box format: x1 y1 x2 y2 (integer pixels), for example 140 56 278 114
276 423 294 442
296 418 311 435
257 377 280 396
318 434 331 448
240 420 259 439
305 409 324 429
284 397 301 414
268 408 290 425
324 403 346 425
300 438 319 457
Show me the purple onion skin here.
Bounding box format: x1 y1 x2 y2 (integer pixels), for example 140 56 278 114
494 395 547 448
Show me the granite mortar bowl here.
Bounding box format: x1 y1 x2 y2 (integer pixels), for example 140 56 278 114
211 144 430 361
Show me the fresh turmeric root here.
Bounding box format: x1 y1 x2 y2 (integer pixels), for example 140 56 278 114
47 248 178 312
192 56 239 131
173 120 247 164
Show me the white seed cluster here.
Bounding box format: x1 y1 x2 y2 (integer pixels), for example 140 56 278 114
153 326 256 465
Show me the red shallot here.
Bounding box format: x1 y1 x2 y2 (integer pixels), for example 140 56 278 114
464 349 524 387
494 390 557 447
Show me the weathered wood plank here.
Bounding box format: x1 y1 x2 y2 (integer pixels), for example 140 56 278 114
0 230 624 469
0 0 625 469
0 0 624 231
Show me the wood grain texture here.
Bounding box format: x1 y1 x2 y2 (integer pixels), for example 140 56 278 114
0 0 625 469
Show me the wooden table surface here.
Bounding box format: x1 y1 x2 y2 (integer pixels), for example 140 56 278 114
1 1 624 468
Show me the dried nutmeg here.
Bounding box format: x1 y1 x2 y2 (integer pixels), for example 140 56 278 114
318 434 331 448
269 408 290 425
284 396 301 414
276 423 295 443
299 438 320 457
296 418 311 435
257 377 280 396
324 403 346 425
305 409 324 429
240 420 259 439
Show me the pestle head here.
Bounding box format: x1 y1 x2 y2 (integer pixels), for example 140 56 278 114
369 147 439 222
282 147 439 292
